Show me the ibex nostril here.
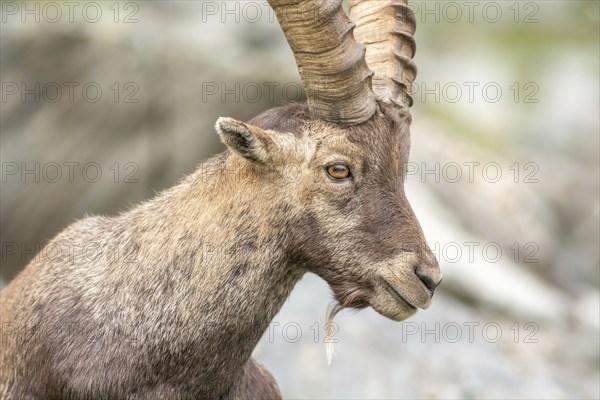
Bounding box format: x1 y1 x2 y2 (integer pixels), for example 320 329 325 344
414 267 441 293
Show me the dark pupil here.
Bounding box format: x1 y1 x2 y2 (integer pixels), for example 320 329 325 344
333 165 346 175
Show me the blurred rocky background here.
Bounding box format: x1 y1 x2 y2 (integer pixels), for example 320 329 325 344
1 1 598 398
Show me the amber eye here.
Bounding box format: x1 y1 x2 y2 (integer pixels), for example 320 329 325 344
326 163 351 180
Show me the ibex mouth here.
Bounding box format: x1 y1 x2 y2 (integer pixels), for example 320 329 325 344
379 277 418 310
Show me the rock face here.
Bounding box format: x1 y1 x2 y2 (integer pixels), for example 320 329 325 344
1 2 598 399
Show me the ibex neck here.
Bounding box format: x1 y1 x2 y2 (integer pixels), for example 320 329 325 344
122 153 303 395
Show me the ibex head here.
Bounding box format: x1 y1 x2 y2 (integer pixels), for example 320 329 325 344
216 0 441 322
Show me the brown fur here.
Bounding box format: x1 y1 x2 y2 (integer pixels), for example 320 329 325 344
0 101 440 399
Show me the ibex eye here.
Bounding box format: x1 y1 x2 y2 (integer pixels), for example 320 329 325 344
326 163 351 180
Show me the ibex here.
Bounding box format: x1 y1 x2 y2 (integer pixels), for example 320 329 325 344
0 0 441 398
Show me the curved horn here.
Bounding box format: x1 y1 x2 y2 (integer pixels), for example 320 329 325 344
268 0 377 125
349 0 417 110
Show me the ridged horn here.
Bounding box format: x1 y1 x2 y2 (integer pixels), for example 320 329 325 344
268 0 377 125
349 0 417 110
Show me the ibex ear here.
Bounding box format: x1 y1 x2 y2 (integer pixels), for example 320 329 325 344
216 117 271 164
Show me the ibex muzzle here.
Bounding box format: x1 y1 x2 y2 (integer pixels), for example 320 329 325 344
0 0 441 398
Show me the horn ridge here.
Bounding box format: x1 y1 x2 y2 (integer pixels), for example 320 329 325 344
268 0 378 125
349 0 418 110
